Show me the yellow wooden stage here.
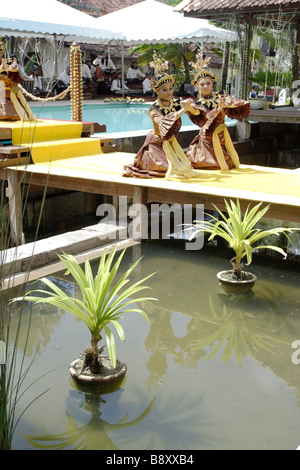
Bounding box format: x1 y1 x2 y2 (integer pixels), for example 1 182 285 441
1 118 300 245
2 152 300 245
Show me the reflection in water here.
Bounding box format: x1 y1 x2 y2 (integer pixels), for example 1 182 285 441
122 391 213 450
9 278 74 357
22 384 156 450
188 296 288 366
7 243 300 450
142 288 292 386
144 307 206 390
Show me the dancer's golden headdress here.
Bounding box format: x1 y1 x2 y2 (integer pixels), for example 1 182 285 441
190 54 217 86
0 41 6 54
150 51 175 91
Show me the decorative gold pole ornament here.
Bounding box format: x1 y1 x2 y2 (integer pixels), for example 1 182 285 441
70 42 83 122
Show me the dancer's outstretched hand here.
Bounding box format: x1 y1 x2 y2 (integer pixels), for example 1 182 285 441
180 98 195 112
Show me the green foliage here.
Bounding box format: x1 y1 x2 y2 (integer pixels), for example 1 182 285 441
248 70 293 89
1 168 50 450
129 43 200 86
193 199 297 279
24 55 36 75
164 0 182 5
13 247 156 369
0 306 48 450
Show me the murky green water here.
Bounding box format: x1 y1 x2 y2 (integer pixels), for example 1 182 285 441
7 241 300 450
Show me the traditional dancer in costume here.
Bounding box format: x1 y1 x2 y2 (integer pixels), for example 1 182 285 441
0 41 35 121
186 56 250 170
123 53 199 179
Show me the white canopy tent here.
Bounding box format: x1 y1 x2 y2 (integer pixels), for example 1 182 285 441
94 0 237 93
0 0 125 43
0 0 237 87
0 0 125 79
94 0 237 45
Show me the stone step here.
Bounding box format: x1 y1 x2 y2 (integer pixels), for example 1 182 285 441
1 223 139 289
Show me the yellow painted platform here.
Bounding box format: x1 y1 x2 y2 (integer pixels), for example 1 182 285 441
27 152 300 200
0 118 98 167
1 119 300 240
2 152 300 224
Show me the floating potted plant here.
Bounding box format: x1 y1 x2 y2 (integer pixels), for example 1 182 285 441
13 247 156 386
193 199 297 294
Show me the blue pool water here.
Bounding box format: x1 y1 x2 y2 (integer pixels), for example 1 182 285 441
30 103 197 134
30 102 235 135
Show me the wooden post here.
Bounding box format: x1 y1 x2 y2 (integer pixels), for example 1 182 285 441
242 16 253 100
221 41 230 93
293 22 300 84
6 170 25 246
130 187 147 278
129 186 148 242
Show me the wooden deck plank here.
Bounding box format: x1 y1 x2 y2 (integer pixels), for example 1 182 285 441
0 156 31 168
0 127 12 140
0 145 30 155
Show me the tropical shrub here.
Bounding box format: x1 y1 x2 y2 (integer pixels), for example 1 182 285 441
193 199 297 280
12 247 156 374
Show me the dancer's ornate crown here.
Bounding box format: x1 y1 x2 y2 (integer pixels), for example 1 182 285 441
150 51 175 91
190 54 217 85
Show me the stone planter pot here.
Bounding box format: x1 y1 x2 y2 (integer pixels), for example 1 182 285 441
249 98 268 110
69 355 127 387
217 270 257 294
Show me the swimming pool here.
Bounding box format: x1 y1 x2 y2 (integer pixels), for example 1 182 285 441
30 102 197 134
30 102 235 135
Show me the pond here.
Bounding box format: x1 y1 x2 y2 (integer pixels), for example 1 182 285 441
7 241 300 450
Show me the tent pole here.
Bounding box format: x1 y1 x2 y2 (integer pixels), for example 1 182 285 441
121 40 125 98
54 33 58 78
200 39 204 58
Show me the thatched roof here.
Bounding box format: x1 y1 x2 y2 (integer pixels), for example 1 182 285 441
177 0 300 20
57 0 165 17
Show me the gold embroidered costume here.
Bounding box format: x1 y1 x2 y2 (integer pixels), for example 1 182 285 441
187 92 250 170
123 52 198 179
0 42 35 121
123 98 193 178
186 54 250 170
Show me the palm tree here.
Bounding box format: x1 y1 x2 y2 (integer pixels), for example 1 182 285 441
129 43 199 87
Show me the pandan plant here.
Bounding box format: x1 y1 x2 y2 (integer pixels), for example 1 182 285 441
193 199 297 281
12 247 156 376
